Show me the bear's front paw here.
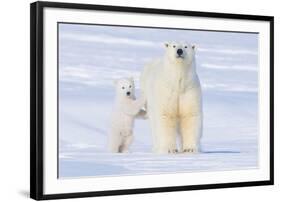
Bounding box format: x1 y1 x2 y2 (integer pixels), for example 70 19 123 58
182 148 198 153
168 149 178 154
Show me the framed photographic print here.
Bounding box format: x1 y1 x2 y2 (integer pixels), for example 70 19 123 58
30 1 274 200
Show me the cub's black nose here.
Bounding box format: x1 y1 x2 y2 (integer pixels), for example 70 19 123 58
126 92 131 96
177 48 183 55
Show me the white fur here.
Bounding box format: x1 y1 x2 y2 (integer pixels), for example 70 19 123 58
109 78 146 153
140 42 202 154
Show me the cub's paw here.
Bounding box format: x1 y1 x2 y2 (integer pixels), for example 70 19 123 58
121 150 130 153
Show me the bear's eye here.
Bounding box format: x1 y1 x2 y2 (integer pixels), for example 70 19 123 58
129 85 132 88
173 45 176 48
122 86 125 89
184 46 187 48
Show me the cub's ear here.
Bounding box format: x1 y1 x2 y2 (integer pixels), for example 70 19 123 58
128 77 134 83
164 42 170 48
113 79 119 85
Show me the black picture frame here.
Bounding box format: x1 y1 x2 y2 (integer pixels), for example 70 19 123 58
30 1 274 200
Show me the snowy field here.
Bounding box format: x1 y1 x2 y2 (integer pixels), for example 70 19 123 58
58 23 259 178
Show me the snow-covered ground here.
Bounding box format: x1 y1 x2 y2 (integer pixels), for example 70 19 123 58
58 23 259 178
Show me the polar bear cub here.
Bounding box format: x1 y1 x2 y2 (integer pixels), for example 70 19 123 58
109 78 146 153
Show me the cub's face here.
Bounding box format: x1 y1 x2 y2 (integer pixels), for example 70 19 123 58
164 42 195 65
115 78 135 99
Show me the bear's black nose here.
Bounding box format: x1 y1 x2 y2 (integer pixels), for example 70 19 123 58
177 48 183 56
126 92 131 96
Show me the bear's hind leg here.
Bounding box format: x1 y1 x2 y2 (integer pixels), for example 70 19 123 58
108 132 123 153
119 134 133 153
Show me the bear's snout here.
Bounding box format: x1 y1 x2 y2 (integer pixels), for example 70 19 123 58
177 48 183 56
126 92 131 96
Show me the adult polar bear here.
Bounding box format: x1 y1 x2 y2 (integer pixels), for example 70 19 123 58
140 42 202 154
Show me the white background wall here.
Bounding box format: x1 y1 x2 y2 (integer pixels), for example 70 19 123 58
0 0 279 201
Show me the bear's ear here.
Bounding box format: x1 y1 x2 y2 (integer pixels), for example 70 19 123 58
164 42 170 48
191 44 197 51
